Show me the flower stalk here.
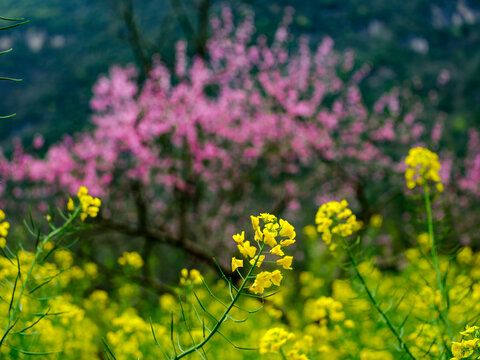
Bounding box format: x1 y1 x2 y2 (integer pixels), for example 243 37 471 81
423 184 453 340
342 237 416 360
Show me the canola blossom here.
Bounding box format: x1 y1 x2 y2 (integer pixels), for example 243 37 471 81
405 147 444 192
67 186 102 221
118 251 144 269
179 268 203 286
259 327 295 354
0 186 103 357
315 200 362 251
0 210 9 249
450 326 480 360
259 325 323 359
232 213 296 295
305 296 346 326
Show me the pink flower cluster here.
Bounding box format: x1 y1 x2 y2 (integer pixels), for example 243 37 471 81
0 7 463 242
459 129 480 196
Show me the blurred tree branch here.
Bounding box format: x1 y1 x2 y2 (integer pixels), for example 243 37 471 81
167 0 211 57
168 0 196 46
77 245 174 295
113 0 214 75
196 0 211 57
112 0 151 77
98 216 231 276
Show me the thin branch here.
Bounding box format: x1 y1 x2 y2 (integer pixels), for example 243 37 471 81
121 0 151 76
98 216 231 275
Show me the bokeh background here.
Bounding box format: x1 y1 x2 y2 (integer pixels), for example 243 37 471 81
2 0 480 147
1 0 480 283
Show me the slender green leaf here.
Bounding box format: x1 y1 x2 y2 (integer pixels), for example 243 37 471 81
102 338 117 360
0 20 29 31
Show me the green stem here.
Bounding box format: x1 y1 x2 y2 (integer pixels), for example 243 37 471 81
174 243 266 359
342 238 416 360
423 185 453 340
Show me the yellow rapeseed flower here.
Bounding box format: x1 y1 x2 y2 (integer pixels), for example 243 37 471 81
67 198 74 211
280 238 296 247
238 240 257 258
260 213 277 223
232 231 245 244
460 325 480 337
232 257 243 272
251 271 273 294
69 186 102 221
405 147 443 192
263 229 277 247
180 268 203 285
259 328 295 354
270 245 285 256
189 269 203 284
77 186 88 197
234 213 296 295
0 209 8 249
279 219 296 239
370 214 383 228
276 256 293 270
270 270 283 286
450 326 480 360
249 255 265 268
315 200 361 251
417 232 431 253
457 247 474 266
451 340 476 359
118 251 144 269
0 211 10 238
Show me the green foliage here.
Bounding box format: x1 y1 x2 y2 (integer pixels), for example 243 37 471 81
0 15 28 119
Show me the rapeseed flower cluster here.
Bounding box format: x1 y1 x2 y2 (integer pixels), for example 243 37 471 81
68 186 101 221
106 308 168 359
1 212 480 360
4 148 480 360
0 209 9 248
417 232 431 253
405 147 444 192
369 214 383 228
180 268 203 286
0 249 100 359
259 327 295 354
118 251 144 269
287 335 313 360
315 200 362 251
457 246 474 267
451 326 480 360
305 296 345 326
408 324 443 358
232 213 295 294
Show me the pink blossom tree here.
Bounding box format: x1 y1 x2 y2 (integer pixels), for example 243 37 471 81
0 7 460 273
